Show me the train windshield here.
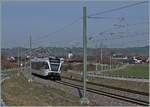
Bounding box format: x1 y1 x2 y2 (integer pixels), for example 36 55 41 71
50 63 60 71
49 58 60 63
49 58 60 71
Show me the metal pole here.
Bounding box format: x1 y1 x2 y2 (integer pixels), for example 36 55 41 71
80 6 89 104
17 47 20 76
110 56 112 70
18 48 20 69
100 45 103 71
25 52 26 71
28 33 32 82
20 48 22 72
95 41 98 71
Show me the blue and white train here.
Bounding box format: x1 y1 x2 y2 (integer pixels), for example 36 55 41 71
31 57 64 80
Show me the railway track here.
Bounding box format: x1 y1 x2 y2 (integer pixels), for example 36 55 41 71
62 76 149 96
3 67 149 106
56 77 149 106
31 73 149 106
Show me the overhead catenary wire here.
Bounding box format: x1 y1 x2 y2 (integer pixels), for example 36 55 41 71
8 1 148 57
32 17 82 44
88 16 124 19
30 1 147 47
88 26 148 48
18 20 149 56
88 21 148 41
87 1 148 49
108 39 149 48
32 38 82 49
88 1 148 17
90 32 148 42
21 38 83 57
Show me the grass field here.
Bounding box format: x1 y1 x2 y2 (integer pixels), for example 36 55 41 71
62 63 122 72
62 71 149 93
2 71 81 106
102 64 149 79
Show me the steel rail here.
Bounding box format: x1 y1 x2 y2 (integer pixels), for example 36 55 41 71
62 76 149 96
56 80 149 106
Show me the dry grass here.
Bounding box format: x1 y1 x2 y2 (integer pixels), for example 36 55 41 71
1 72 81 106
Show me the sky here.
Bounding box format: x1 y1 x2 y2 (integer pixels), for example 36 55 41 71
2 0 149 48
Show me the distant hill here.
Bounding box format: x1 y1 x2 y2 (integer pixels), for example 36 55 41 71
1 47 28 57
1 46 149 57
108 46 149 57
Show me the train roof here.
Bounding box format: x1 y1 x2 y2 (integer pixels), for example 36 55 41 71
31 58 49 62
31 57 64 62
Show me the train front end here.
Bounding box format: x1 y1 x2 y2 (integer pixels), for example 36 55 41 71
48 57 64 80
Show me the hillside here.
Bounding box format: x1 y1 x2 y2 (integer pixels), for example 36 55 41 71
1 46 149 57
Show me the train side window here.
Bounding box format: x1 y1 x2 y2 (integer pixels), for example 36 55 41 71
31 61 49 70
43 62 49 69
31 62 41 70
